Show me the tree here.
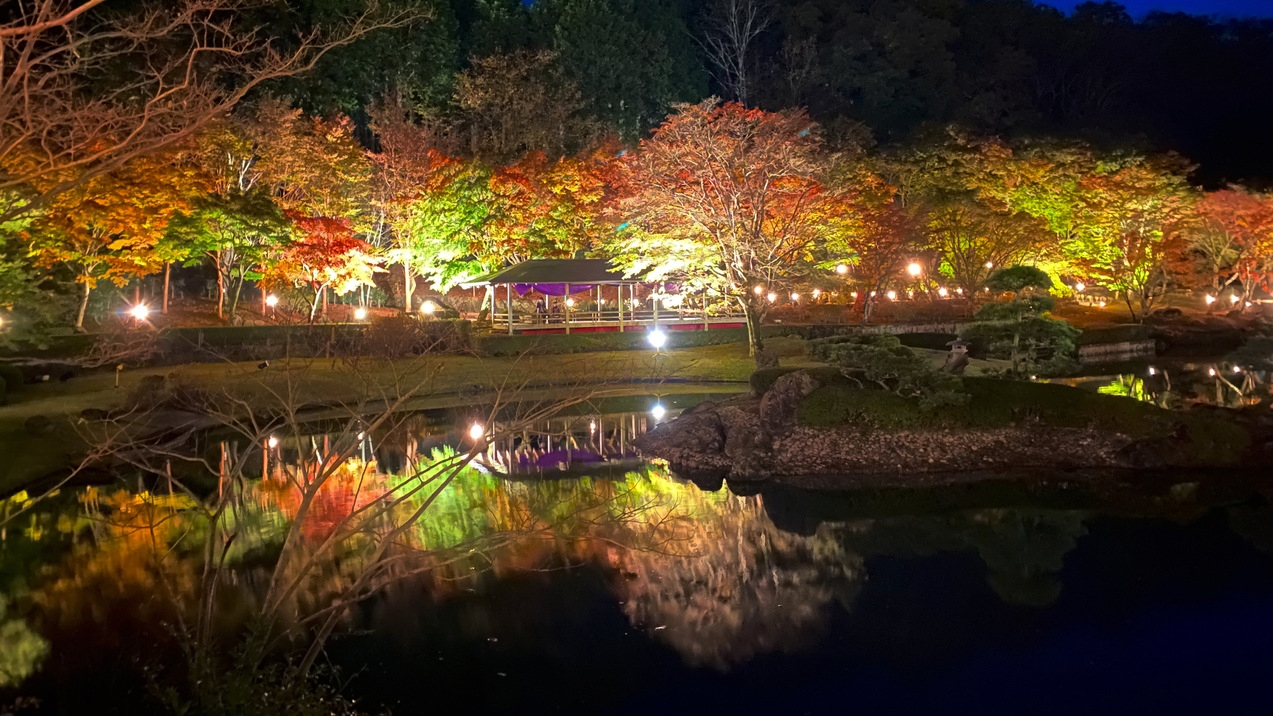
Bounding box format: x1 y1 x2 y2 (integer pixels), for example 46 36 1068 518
1186 188 1273 296
164 192 290 320
266 214 381 321
925 197 1046 297
0 0 420 222
1066 155 1195 320
698 0 772 106
487 151 608 264
27 151 201 330
609 99 832 356
452 49 591 162
963 266 1079 378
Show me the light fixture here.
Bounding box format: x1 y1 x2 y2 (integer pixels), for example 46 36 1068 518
907 290 914 299
886 290 897 300
468 423 486 440
354 307 368 320
650 404 667 420
130 304 150 321
1205 295 1216 305
421 300 437 315
907 262 922 277
812 289 821 299
938 287 948 297
956 288 964 295
1234 365 1242 374
767 292 776 303
835 263 848 275
267 435 279 449
1075 282 1085 292
1246 301 1253 308
851 291 859 298
1148 366 1157 376
985 261 994 269
265 294 279 307
565 297 576 308
790 292 800 302
1208 367 1217 377
1098 300 1106 307
1230 294 1240 304
753 285 764 295
647 329 667 349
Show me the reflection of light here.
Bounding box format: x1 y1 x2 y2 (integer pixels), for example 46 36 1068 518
836 263 849 275
651 404 666 420
1208 367 1217 377
647 330 667 349
354 307 368 320
267 436 279 448
589 420 596 433
790 292 800 302
753 285 764 295
767 292 776 303
265 294 279 307
1234 365 1242 374
938 287 948 297
1075 282 1085 292
1205 295 1216 305
565 297 575 308
130 304 150 321
468 423 485 440
886 290 897 300
421 300 437 315
907 262 922 277
1098 300 1106 307
907 290 914 299
1148 366 1156 376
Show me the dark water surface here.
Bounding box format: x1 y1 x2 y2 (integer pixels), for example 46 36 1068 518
2 396 1273 715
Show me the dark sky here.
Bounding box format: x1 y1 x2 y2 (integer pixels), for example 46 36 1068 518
1039 1 1273 18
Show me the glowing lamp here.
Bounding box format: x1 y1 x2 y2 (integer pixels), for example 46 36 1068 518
835 263 849 275
1234 365 1242 374
753 285 764 295
886 290 897 300
130 304 150 321
421 300 437 315
767 292 777 303
938 287 948 297
468 423 486 440
1208 368 1217 377
1148 366 1156 376
790 292 800 302
647 329 668 349
1230 294 1240 304
812 289 821 299
956 288 964 295
1098 300 1106 307
265 294 279 307
1074 282 1085 293
650 404 667 421
985 261 994 269
267 436 279 449
354 307 368 320
907 262 922 277
851 291 859 299
1205 295 1216 305
565 298 576 308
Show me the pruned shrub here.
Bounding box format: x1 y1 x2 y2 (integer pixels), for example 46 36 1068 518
808 334 967 410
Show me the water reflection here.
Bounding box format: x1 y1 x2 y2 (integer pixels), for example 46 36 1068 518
1053 363 1271 409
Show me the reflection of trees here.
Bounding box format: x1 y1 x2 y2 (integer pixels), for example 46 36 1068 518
1228 501 1273 554
842 509 1088 607
611 491 861 670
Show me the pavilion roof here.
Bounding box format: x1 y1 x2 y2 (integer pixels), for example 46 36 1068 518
461 259 637 287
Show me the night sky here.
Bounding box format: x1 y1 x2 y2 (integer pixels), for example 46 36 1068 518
1039 0 1273 18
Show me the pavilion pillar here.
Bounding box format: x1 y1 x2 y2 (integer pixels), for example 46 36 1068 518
507 284 514 335
564 282 571 335
618 284 625 332
596 285 602 323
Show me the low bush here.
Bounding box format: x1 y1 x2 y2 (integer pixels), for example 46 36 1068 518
798 382 931 429
0 364 23 393
1076 324 1154 346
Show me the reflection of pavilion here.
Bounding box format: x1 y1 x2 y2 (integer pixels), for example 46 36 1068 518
462 258 744 335
478 411 657 477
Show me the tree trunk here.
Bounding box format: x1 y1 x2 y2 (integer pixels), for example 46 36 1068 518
75 281 91 331
402 265 415 315
216 257 226 320
740 299 763 357
308 288 322 323
321 285 328 319
162 262 171 315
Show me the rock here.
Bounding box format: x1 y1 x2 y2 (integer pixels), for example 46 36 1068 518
24 415 54 436
758 370 820 438
634 409 730 473
754 344 780 369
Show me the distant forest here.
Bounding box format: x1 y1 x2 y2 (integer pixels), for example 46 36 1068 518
261 0 1273 185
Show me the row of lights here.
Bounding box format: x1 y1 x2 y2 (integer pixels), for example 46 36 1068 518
1205 294 1252 308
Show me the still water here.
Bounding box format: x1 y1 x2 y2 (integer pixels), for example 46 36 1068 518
2 396 1273 714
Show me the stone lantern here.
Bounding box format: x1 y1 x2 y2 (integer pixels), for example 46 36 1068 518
944 339 971 374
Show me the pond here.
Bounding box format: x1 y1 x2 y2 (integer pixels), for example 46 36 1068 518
2 395 1273 714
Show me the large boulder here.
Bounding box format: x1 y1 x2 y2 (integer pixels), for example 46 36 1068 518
634 408 730 473
758 370 821 438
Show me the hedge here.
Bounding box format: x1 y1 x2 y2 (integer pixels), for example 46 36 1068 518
477 325 804 357
1075 324 1154 346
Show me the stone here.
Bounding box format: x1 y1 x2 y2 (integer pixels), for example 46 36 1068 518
634 408 729 472
758 370 820 438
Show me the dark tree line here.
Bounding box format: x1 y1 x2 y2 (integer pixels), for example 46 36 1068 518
270 0 1273 183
